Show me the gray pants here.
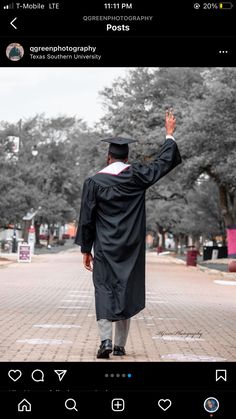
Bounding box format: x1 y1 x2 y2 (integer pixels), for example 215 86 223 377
97 319 131 347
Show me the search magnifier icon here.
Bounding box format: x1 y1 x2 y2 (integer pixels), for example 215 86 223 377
65 398 78 412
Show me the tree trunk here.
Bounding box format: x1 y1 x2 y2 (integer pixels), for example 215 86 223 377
161 231 166 250
34 221 41 245
174 234 179 254
153 229 159 248
206 168 236 226
188 235 193 247
193 236 200 251
58 222 63 240
22 220 30 242
179 234 186 254
48 224 55 246
219 185 234 227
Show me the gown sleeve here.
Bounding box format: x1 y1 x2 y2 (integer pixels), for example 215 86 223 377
132 138 182 189
74 178 97 253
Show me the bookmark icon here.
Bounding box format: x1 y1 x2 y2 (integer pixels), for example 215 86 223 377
216 369 227 382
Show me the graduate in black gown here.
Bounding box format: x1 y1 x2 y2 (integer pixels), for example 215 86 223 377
75 110 182 358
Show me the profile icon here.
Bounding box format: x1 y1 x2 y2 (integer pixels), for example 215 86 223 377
6 43 24 61
203 397 219 413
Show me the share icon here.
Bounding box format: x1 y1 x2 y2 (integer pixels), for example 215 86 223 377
54 370 67 381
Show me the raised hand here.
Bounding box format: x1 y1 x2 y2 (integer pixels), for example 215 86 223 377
165 109 176 136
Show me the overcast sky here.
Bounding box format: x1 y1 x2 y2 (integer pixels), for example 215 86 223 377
0 67 132 127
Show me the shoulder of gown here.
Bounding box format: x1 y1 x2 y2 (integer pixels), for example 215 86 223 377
131 138 181 188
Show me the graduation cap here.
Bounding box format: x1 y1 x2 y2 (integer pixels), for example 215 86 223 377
101 136 137 158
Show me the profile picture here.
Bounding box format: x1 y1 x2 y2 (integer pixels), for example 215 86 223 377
203 397 219 413
6 43 24 61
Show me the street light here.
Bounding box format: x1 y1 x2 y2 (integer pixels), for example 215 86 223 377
22 206 42 254
31 145 38 157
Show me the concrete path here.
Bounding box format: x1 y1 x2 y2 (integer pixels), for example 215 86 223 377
0 249 235 362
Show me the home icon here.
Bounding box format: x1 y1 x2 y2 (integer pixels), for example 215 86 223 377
18 399 32 412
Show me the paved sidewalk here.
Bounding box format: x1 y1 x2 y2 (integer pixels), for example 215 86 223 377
0 249 235 362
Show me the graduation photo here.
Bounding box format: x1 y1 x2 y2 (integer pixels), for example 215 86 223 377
0 67 236 362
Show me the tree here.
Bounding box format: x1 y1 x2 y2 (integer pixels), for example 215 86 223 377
0 115 103 245
180 68 236 255
99 67 236 254
181 69 236 219
146 179 224 251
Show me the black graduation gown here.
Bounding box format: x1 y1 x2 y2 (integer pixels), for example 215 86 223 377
75 138 182 321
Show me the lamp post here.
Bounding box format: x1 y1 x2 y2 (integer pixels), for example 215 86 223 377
12 226 17 253
28 224 36 254
22 206 41 251
31 145 38 157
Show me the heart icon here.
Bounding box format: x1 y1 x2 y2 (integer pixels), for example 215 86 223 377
8 370 22 382
158 399 172 411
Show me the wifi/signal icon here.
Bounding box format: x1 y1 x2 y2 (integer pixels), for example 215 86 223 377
3 3 14 9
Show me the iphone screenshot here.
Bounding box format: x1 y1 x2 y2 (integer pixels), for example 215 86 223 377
0 1 235 417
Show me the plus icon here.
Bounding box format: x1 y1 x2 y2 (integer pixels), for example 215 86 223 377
111 398 125 412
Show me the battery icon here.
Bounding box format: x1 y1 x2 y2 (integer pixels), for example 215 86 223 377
219 2 234 9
